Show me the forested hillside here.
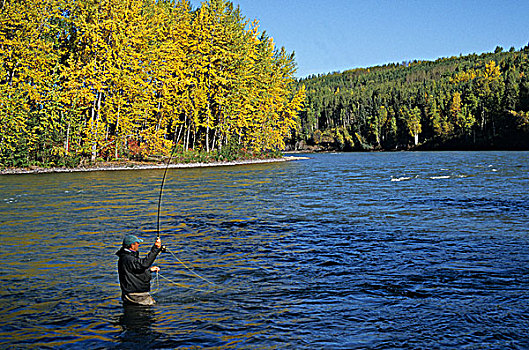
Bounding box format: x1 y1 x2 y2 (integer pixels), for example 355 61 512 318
0 0 305 168
294 46 529 151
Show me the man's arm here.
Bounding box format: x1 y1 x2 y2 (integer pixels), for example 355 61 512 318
127 238 162 271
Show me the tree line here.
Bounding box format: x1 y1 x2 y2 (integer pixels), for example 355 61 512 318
294 46 529 151
0 0 305 168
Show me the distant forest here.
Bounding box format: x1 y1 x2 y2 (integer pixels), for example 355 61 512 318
292 46 529 151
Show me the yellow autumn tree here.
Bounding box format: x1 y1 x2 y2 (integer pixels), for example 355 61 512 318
0 0 68 165
0 0 306 167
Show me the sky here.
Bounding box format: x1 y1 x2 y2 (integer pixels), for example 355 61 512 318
189 0 529 78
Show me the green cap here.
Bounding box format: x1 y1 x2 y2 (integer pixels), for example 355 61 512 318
123 234 144 247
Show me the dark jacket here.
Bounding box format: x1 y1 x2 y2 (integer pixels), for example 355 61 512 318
116 244 161 294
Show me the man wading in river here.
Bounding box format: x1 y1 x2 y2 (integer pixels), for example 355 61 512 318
117 235 162 305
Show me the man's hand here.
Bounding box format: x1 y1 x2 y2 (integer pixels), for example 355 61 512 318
150 266 160 272
155 237 162 249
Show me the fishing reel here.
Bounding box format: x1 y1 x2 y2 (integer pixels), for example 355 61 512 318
156 236 166 253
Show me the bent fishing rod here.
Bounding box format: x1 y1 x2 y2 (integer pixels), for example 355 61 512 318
156 147 176 239
155 146 217 287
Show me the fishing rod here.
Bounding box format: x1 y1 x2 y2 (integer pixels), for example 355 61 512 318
154 144 274 293
156 146 178 239
155 144 217 287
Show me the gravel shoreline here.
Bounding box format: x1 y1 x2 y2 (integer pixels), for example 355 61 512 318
0 156 309 175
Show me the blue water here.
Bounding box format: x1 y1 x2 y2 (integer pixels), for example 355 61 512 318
0 151 528 349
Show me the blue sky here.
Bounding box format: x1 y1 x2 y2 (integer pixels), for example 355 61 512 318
189 1 529 78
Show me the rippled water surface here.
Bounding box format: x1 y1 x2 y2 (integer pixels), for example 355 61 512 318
1 151 529 349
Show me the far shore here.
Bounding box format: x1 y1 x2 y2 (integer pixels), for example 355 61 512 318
0 156 310 175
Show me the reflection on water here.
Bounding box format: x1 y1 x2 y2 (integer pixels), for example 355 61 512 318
118 305 157 346
0 151 529 348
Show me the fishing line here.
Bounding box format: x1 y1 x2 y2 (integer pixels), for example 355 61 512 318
165 247 218 287
157 273 212 293
151 271 211 294
151 270 160 294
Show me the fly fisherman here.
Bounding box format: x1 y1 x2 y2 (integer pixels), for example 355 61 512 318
117 234 162 305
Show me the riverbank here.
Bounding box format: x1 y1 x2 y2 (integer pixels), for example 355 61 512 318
0 156 309 175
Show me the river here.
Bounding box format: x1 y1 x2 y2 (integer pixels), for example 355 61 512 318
0 151 528 349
